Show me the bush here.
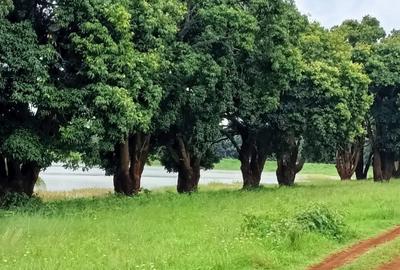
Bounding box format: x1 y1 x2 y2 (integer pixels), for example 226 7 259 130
0 192 42 210
241 204 349 244
295 204 348 241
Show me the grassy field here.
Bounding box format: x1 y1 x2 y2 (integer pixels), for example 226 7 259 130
1 179 400 269
151 158 339 176
214 159 339 176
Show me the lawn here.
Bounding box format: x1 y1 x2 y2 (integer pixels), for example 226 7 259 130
1 180 400 270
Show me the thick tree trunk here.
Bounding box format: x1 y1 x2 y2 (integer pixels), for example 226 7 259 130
355 143 364 179
336 144 361 181
177 159 200 193
20 163 40 196
373 148 384 182
0 157 40 198
129 134 151 194
175 136 201 193
239 136 267 189
393 162 400 179
372 149 394 182
355 138 373 180
113 139 134 196
276 139 304 186
356 149 372 180
382 152 394 181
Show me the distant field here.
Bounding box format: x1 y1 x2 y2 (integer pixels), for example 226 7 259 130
214 159 339 176
1 179 400 269
151 158 339 176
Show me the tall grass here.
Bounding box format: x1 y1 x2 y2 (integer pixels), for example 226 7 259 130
1 180 400 269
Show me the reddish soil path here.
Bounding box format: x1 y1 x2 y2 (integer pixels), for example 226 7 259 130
308 226 400 270
377 257 400 270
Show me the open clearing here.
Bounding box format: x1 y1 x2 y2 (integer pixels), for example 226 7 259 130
1 179 400 269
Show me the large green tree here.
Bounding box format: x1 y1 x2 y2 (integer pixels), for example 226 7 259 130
222 0 306 188
0 0 58 196
156 0 257 193
53 0 184 195
285 25 371 184
364 33 400 181
333 16 386 180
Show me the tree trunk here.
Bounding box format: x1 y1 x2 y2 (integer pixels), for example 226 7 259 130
372 149 394 182
177 158 200 194
382 152 394 181
0 157 7 195
113 139 134 196
356 150 372 180
276 139 304 186
355 143 364 179
336 144 361 181
0 157 40 198
175 136 201 193
373 148 383 182
129 133 151 194
20 163 40 196
393 162 400 179
355 138 373 180
239 136 267 189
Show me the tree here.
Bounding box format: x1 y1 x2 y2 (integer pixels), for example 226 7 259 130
221 0 307 189
364 33 400 181
157 48 223 193
0 1 57 197
333 16 386 180
333 16 386 47
53 0 184 195
273 24 371 184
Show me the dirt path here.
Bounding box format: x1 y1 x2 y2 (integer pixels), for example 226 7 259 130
308 226 400 270
377 257 400 270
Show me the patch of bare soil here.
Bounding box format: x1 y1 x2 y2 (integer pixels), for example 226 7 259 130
309 226 400 270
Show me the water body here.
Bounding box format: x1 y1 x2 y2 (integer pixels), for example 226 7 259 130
37 165 279 192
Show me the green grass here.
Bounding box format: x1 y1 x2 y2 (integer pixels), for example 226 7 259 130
1 180 400 269
151 158 339 176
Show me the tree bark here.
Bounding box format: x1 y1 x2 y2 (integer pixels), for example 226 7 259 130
393 162 400 179
0 157 40 198
175 136 201 193
276 138 304 186
0 157 7 194
356 149 372 180
177 158 200 194
113 139 134 196
336 144 361 181
239 135 267 189
373 148 384 182
129 133 151 194
372 149 395 182
382 152 394 181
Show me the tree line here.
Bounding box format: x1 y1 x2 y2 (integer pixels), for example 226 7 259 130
0 0 399 198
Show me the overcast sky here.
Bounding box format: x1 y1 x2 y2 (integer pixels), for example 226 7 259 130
295 0 400 32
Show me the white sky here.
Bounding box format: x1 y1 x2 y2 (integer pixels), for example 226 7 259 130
295 0 400 32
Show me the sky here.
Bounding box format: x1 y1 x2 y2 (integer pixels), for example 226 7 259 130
295 0 400 32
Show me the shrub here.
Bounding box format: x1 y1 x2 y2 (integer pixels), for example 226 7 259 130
0 192 42 210
295 204 348 241
241 204 349 244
